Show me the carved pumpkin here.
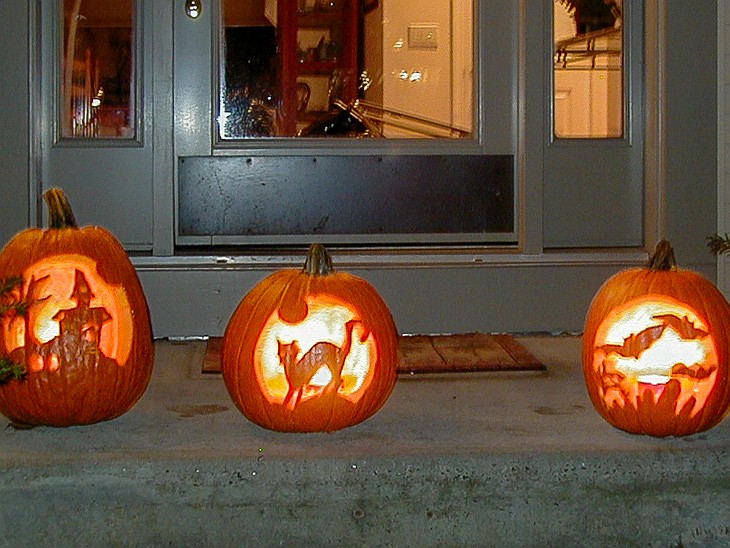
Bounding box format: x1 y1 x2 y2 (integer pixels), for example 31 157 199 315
221 243 398 432
0 188 154 426
583 240 730 437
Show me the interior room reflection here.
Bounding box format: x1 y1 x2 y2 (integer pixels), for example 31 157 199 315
58 0 622 141
62 0 135 139
553 0 623 139
219 0 474 139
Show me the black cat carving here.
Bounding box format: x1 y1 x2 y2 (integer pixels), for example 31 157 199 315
277 319 359 410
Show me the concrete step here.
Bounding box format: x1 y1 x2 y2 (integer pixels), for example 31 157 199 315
1 337 728 546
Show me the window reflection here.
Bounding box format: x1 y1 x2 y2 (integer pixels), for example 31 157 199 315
61 0 135 139
219 0 473 139
553 0 623 139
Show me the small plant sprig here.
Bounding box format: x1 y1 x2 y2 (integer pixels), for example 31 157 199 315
0 357 25 384
707 234 730 256
0 275 27 385
1 276 27 314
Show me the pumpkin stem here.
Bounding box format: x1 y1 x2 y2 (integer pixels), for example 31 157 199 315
43 187 78 229
303 243 334 276
648 239 677 271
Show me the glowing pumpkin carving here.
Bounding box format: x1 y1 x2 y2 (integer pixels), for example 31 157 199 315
583 240 730 437
0 188 154 426
221 243 398 432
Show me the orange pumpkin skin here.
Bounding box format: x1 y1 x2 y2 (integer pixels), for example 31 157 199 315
582 241 730 437
221 244 398 432
0 189 154 427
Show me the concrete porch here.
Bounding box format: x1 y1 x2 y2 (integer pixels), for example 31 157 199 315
1 335 729 547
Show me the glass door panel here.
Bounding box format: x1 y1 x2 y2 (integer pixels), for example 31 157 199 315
61 0 136 139
553 0 623 139
218 0 474 139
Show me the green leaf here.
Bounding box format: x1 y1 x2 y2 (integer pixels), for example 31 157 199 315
0 276 28 385
0 275 28 318
0 276 23 297
0 357 26 385
707 233 730 256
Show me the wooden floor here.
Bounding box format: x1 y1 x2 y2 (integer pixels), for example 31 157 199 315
202 332 545 375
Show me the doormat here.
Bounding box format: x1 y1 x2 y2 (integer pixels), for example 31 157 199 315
202 332 545 375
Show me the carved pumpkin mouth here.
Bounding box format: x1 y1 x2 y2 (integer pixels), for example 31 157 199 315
637 375 670 385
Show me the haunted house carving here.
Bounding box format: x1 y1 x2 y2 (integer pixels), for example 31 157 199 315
10 269 119 372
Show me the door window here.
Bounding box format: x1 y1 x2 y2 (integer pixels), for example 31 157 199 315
217 0 473 139
61 0 136 139
553 0 623 139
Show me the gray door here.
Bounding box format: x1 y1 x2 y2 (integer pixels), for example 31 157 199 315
39 0 154 251
35 0 645 253
541 0 644 248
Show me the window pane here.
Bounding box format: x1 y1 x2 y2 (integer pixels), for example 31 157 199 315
218 0 473 139
553 0 623 139
61 0 136 139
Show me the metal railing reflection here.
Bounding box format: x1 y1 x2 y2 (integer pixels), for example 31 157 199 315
298 100 471 139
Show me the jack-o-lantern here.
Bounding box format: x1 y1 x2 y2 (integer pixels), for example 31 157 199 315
221 243 398 432
0 188 154 426
583 240 730 437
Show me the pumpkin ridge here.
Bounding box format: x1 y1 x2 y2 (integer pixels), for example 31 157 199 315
333 279 375 423
322 377 340 432
635 386 652 435
658 380 682 435
256 276 296 426
695 284 730 430
347 277 397 414
278 271 312 324
82 228 134 283
224 270 294 425
701 295 730 430
677 270 723 432
643 268 664 299
224 278 268 392
715 303 730 422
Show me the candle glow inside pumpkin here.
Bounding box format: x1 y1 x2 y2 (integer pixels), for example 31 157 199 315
2 254 133 372
591 294 718 417
252 295 377 407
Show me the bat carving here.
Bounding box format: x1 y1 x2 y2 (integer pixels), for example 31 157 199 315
651 314 709 339
671 362 715 380
598 314 709 359
598 323 666 359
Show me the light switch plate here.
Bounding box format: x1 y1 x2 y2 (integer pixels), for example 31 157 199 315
408 24 438 50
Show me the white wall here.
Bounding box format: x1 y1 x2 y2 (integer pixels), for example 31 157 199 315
381 0 471 135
